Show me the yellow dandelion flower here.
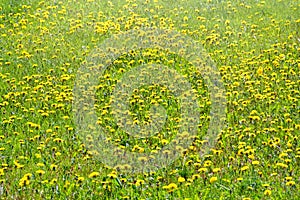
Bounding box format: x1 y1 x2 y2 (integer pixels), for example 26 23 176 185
198 167 208 173
50 164 58 170
178 177 185 183
46 129 52 133
192 174 200 180
64 181 70 189
55 152 61 157
286 181 295 186
36 169 45 176
262 183 270 187
252 160 260 165
168 183 178 190
212 168 221 173
23 173 32 180
108 173 117 179
257 67 263 75
237 177 243 182
241 166 249 172
78 177 85 183
19 178 30 187
35 153 42 158
209 177 217 184
276 162 288 168
88 172 100 178
50 178 58 185
264 189 272 196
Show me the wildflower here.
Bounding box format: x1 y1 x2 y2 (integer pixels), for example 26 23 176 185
14 161 24 169
120 178 127 183
53 138 63 142
35 154 42 158
276 163 288 168
168 183 178 190
212 168 221 173
286 181 295 186
192 174 200 180
77 177 85 183
55 152 61 157
50 164 57 170
50 178 58 185
241 166 249 172
264 189 272 196
257 67 263 75
198 168 208 173
19 178 30 187
262 183 270 187
237 178 243 182
135 179 145 186
88 172 100 178
203 160 212 167
46 129 52 133
22 173 32 180
107 173 117 179
64 181 70 189
36 169 45 176
252 161 260 165
36 163 45 167
209 177 217 184
178 177 185 183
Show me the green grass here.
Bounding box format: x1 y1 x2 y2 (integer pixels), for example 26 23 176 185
0 0 299 199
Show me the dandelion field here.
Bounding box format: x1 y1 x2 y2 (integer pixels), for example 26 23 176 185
0 0 299 199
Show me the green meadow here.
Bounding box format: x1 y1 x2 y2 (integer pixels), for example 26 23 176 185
0 0 299 199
